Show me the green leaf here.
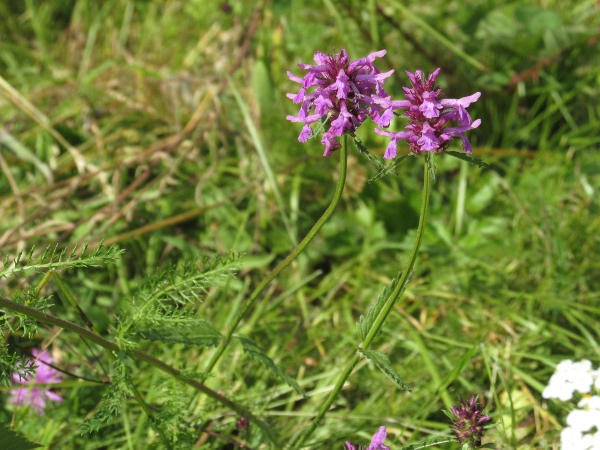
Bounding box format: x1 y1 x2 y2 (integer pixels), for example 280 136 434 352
309 116 329 140
236 337 306 396
399 435 455 449
426 152 436 182
369 154 411 182
358 349 411 391
136 320 222 347
0 422 43 449
445 151 499 172
356 271 408 342
352 134 385 171
435 346 479 394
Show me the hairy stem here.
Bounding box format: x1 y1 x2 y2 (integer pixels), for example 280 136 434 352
291 156 432 449
0 296 280 446
204 136 348 372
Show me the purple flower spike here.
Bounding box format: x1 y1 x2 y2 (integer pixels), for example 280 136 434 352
450 395 491 447
375 68 481 157
345 426 390 450
10 348 63 415
287 49 394 156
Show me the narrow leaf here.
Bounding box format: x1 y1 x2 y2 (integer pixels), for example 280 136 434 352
236 337 305 396
0 422 43 449
445 150 499 172
358 349 411 391
426 152 436 182
399 436 455 449
369 154 411 182
136 321 222 347
356 271 409 342
352 134 385 171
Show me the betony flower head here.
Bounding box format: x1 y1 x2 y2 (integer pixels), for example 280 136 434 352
10 348 63 415
286 49 394 156
345 426 390 450
375 68 481 158
449 396 491 448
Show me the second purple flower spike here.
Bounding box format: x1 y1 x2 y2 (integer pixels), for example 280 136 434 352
286 49 394 156
375 68 481 158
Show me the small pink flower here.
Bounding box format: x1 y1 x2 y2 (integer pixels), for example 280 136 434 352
375 68 481 157
345 426 390 450
287 49 394 156
10 348 63 415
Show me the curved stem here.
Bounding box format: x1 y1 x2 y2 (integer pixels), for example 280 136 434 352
0 296 280 446
204 136 348 372
291 157 432 449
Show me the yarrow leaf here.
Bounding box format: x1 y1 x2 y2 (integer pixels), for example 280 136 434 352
445 150 499 172
0 422 42 450
236 336 306 396
358 349 411 392
0 242 122 279
135 320 222 347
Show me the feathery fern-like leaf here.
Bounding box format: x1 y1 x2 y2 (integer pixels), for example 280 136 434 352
0 243 122 279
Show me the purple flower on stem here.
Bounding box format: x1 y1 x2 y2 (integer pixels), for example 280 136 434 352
10 348 63 415
449 395 491 447
286 49 394 156
375 68 481 158
345 426 390 450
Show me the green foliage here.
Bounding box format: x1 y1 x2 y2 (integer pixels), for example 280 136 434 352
445 151 498 173
0 423 42 450
352 134 386 172
135 320 222 347
236 336 305 396
356 271 410 342
80 356 132 435
0 243 122 279
358 349 411 392
120 254 240 336
0 348 36 387
369 154 412 182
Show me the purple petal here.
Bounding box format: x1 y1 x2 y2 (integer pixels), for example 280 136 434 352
368 426 390 450
298 124 312 142
416 122 440 151
419 91 442 119
440 92 481 109
384 140 397 159
287 71 304 84
334 70 351 99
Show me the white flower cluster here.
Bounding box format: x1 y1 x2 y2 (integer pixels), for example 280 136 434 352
543 359 600 449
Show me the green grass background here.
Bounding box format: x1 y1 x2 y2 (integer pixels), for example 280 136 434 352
0 0 599 448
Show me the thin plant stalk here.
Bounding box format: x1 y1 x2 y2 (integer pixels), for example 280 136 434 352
291 156 432 449
204 136 348 372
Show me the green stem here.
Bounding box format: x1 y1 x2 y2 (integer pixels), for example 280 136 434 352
291 157 432 449
204 137 348 373
0 296 280 446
